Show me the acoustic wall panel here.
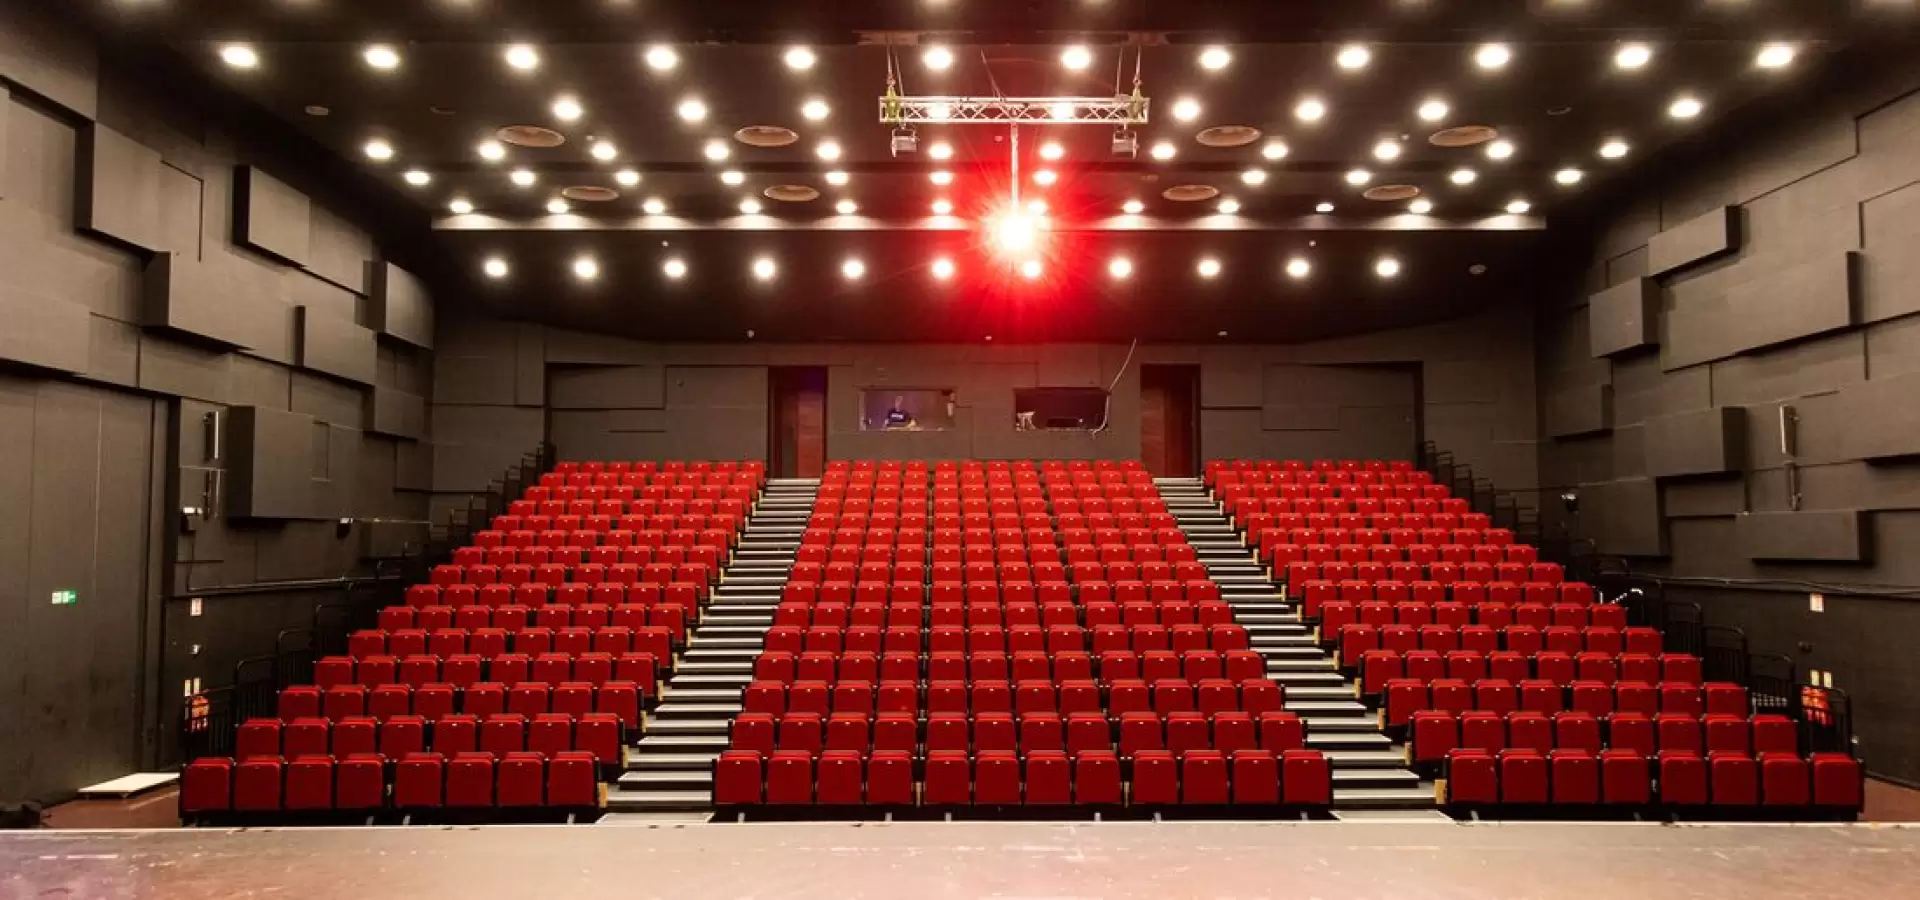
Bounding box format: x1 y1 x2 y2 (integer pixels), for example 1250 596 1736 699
367 262 434 349
0 288 89 374
367 387 426 440
75 123 162 252
1584 477 1667 557
141 252 289 350
1643 407 1747 477
1735 510 1869 562
1839 370 1920 460
232 165 311 265
226 405 319 519
1588 278 1661 357
1729 252 1860 354
1648 206 1738 276
1546 383 1613 438
548 365 667 409
294 306 377 385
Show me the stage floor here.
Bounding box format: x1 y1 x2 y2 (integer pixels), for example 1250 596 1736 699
4 820 1916 899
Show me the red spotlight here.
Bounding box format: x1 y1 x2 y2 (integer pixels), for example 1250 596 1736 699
931 257 956 280
994 212 1039 256
1018 259 1043 280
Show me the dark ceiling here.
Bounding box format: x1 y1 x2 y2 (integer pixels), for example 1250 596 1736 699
60 0 1920 342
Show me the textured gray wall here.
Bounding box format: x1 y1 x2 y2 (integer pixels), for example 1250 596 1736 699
0 4 440 800
1536 58 1920 781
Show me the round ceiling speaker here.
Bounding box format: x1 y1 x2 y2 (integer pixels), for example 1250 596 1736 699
1429 125 1499 148
735 125 799 147
1363 184 1423 201
1162 184 1221 202
496 125 567 148
1195 125 1263 148
763 184 820 203
561 185 620 202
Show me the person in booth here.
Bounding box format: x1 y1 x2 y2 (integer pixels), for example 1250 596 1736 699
883 395 916 429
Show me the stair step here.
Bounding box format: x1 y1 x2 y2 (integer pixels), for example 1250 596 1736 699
643 718 731 736
1332 768 1421 786
637 734 730 751
668 673 755 688
1303 716 1382 732
1286 700 1368 714
651 702 743 718
618 770 713 789
1324 749 1411 768
604 789 713 812
660 687 741 703
694 625 772 636
680 649 762 662
1306 731 1392 749
1288 685 1361 700
1330 785 1439 809
626 751 722 771
1269 671 1351 686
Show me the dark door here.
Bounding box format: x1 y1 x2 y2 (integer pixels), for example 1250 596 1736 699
1140 365 1199 477
769 367 828 478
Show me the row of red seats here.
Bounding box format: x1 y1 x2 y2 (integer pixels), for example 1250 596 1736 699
806 514 1180 535
1247 515 1505 538
1235 497 1464 522
1207 456 1414 474
556 459 761 473
237 712 622 765
1221 483 1450 503
753 645 1272 684
536 470 760 490
743 677 1285 717
828 459 1144 470
181 752 602 815
782 581 1227 608
731 709 1308 758
753 623 1253 658
510 489 751 512
426 561 714 589
527 482 755 504
1412 710 1790 763
491 511 743 533
325 628 672 671
774 597 1237 629
279 680 646 725
1382 678 1738 725
347 623 677 660
457 544 731 571
716 748 1334 807
790 560 1211 586
1362 648 1699 693
1323 599 1619 632
1338 624 1669 667
1296 562 1569 588
405 582 702 612
1273 545 1538 571
801 528 1188 551
815 484 1161 501
373 605 689 642
1444 748 1862 809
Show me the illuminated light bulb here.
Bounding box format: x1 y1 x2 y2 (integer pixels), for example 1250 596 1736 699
644 46 678 71
1286 257 1312 279
835 199 858 215
677 98 708 122
1375 257 1402 278
929 141 953 160
221 44 260 69
448 198 474 214
1109 257 1133 279
1476 43 1512 70
1019 259 1043 280
1418 99 1450 122
1197 257 1222 278
1262 141 1289 160
572 256 599 280
825 171 850 186
1199 47 1231 70
663 258 688 279
1451 168 1478 185
841 258 866 280
1061 46 1092 70
801 99 830 121
931 199 954 215
1039 142 1064 161
1122 199 1144 215
930 170 954 185
1033 169 1057 186
931 257 956 280
615 169 640 186
923 46 954 70
1295 98 1327 122
483 257 509 278
752 257 777 280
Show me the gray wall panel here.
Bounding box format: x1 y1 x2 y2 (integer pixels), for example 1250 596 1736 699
368 262 434 349
232 165 311 265
294 306 377 386
367 388 426 440
84 314 139 388
1545 383 1613 437
0 288 89 374
1588 278 1661 357
1664 475 1748 518
226 406 317 519
74 123 161 252
1838 370 1920 460
1735 510 1869 562
1647 206 1738 276
1643 406 1746 478
549 365 667 409
289 370 365 428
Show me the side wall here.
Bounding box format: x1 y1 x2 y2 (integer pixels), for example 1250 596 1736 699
0 5 440 800
1536 58 1920 781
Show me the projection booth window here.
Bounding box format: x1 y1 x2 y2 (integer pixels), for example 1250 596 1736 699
860 389 957 431
1014 387 1110 431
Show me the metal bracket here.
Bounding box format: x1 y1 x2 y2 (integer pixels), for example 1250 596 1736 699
881 95 1152 125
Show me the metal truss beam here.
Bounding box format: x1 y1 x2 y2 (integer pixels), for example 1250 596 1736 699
880 96 1150 125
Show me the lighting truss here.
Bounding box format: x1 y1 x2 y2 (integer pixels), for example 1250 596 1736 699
880 94 1150 125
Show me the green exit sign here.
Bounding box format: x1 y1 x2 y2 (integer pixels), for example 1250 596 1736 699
51 590 78 606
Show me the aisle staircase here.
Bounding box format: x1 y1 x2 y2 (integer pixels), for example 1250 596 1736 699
606 477 819 814
1153 477 1436 810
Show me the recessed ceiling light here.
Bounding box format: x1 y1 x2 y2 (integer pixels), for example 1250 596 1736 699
1286 257 1312 279
642 198 666 214
1122 199 1145 215
1033 169 1057 186
753 257 778 281
704 140 731 161
1217 198 1241 214
663 258 687 279
1242 169 1268 185
930 141 954 160
1019 259 1044 280
841 258 866 280
1039 141 1064 160
677 98 708 122
1409 198 1433 214
547 198 570 214
1451 167 1478 185
504 44 540 71
448 198 474 214
1507 199 1533 214
1295 98 1327 122
1418 99 1450 122
220 44 259 69
923 46 954 70
1669 95 1705 119
802 99 831 121
720 170 745 185
1150 141 1177 160
931 199 954 215
1345 169 1372 185
1475 43 1512 70
478 140 506 162
1050 101 1076 121
1555 168 1585 185
1336 44 1372 70
483 257 509 279
1375 257 1402 278
644 45 678 71
1599 139 1630 160
1756 43 1797 69
510 168 536 186
362 139 395 162
591 141 618 161
1199 46 1232 70
1108 257 1134 280
1373 140 1402 161
1262 140 1289 160
615 169 641 186
784 47 817 70
1485 139 1516 160
1316 202 1335 213
825 171 850 185
1062 45 1093 70
1197 257 1222 278
930 170 954 185
816 140 842 160
931 257 956 280
835 199 858 215
1172 98 1202 121
403 169 430 186
1026 199 1048 216
364 45 401 70
573 256 599 280
1615 43 1653 70
739 198 762 214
